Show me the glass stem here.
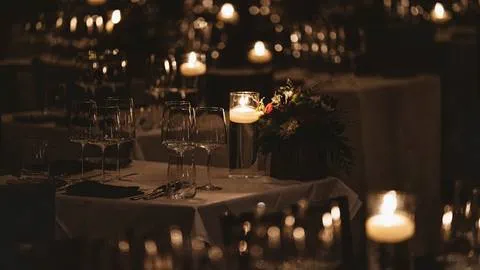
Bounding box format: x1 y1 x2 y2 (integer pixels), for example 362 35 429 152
117 143 121 179
80 143 85 178
206 149 212 186
177 152 184 181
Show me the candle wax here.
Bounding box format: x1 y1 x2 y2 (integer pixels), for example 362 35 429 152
229 106 262 124
248 49 272 64
366 212 415 243
180 62 207 77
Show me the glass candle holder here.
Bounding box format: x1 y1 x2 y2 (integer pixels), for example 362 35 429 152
366 190 416 270
228 92 264 178
179 52 206 99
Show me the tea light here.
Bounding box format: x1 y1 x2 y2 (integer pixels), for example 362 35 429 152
366 191 415 243
229 92 262 124
248 41 272 64
180 52 206 77
217 3 239 24
430 3 451 24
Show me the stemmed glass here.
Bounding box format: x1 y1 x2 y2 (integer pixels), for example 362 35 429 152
193 107 227 191
68 100 97 179
161 106 196 199
105 97 136 180
89 105 120 182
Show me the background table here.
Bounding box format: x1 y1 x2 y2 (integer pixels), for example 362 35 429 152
56 161 361 245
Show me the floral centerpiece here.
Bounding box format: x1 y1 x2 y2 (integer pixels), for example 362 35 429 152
257 79 352 180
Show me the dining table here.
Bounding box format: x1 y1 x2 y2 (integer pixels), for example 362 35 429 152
55 160 361 246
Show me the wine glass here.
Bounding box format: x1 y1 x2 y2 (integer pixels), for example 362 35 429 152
105 97 136 180
162 101 191 178
193 107 227 191
69 100 97 179
89 105 120 182
161 106 196 199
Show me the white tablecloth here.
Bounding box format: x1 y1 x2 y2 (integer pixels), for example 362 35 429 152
56 161 361 244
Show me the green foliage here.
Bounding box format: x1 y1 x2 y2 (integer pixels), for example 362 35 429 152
257 79 353 174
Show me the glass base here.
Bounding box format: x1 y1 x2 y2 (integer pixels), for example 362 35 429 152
228 169 264 179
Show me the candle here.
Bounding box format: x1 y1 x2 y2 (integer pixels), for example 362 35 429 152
87 0 106 6
105 20 114 33
70 17 78 32
248 41 272 64
229 95 262 124
441 206 453 241
111 9 122 25
431 3 451 24
180 52 207 77
366 191 415 243
217 3 239 24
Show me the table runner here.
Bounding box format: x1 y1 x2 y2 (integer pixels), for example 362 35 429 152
56 161 361 244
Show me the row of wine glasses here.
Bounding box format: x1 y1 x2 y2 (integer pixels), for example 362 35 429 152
68 98 135 182
161 101 227 199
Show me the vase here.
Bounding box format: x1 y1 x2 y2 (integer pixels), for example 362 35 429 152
269 143 328 181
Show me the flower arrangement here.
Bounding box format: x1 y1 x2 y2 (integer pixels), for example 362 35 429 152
257 79 352 178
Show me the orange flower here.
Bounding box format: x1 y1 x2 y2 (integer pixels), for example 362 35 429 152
265 103 273 114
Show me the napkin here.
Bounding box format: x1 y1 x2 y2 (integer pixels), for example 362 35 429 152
65 181 143 199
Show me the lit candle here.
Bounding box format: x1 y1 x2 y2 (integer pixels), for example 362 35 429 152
70 17 78 32
229 94 263 124
217 3 239 24
248 41 272 64
105 20 114 33
430 3 451 24
441 205 453 241
87 0 106 6
365 191 415 243
111 9 122 25
179 52 207 77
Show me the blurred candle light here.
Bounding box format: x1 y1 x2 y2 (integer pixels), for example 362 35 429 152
86 16 94 33
106 20 114 33
179 52 206 77
87 0 107 6
293 227 306 250
55 17 63 29
111 9 122 24
217 3 238 24
170 228 184 251
95 16 104 29
441 205 453 241
70 17 78 32
267 226 281 249
248 41 272 64
431 3 451 24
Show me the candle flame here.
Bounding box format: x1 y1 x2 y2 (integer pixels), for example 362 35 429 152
239 96 249 106
111 9 122 24
322 213 333 228
465 201 472 218
187 52 197 65
95 16 104 27
70 17 78 32
442 209 453 226
331 205 341 222
253 41 267 56
433 2 446 17
380 191 397 215
220 3 235 18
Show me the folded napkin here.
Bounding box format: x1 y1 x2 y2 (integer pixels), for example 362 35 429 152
65 181 143 199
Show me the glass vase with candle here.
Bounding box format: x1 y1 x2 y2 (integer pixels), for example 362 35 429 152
247 41 273 65
366 190 416 270
229 92 264 178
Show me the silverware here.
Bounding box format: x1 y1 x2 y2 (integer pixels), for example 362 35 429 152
130 184 167 200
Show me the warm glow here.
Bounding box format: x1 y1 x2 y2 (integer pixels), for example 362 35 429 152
121 60 127 68
208 246 223 261
238 96 249 107
87 0 107 6
293 227 305 241
248 41 272 64
380 191 397 215
322 213 333 228
466 201 472 218
238 240 248 253
220 3 235 18
95 16 104 27
55 17 63 28
102 66 108 74
433 2 446 17
86 16 94 28
285 215 295 227
243 221 251 235
106 20 114 33
170 228 183 250
118 240 130 253
144 240 158 255
111 9 122 24
70 17 78 32
331 206 341 222
442 208 453 226
187 52 197 65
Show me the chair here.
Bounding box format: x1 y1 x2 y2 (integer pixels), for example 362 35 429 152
221 196 354 270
